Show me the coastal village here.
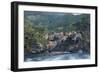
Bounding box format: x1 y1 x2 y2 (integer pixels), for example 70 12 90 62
31 31 85 54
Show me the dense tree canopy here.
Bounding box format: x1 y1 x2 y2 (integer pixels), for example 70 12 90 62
24 19 48 53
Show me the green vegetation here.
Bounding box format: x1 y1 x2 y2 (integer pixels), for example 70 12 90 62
24 19 48 53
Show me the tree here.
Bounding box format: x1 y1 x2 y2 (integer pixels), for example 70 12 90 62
24 18 48 53
24 19 36 52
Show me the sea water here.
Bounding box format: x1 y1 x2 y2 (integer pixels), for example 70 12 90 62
24 51 90 62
